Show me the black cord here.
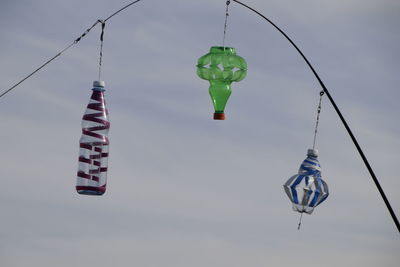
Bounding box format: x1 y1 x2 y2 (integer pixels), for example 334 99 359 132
0 45 70 99
0 0 143 99
232 0 400 233
105 0 142 22
98 21 106 81
222 1 231 47
312 91 324 150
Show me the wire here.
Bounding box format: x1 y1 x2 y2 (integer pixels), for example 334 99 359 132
297 212 304 230
98 21 106 81
222 1 231 48
312 91 324 150
0 0 142 99
105 0 142 22
0 43 74 99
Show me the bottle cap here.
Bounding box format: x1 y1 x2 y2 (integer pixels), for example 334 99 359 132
307 149 318 157
214 112 225 120
93 81 105 88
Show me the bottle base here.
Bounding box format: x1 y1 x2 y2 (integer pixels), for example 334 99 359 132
213 112 225 120
76 186 105 196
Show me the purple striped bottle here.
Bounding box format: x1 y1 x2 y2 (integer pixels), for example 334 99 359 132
76 81 110 195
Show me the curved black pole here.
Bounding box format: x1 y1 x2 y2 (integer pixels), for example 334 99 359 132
232 0 400 233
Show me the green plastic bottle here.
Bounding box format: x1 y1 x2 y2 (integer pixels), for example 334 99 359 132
197 46 247 120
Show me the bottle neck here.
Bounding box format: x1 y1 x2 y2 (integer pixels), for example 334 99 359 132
92 87 105 92
210 80 232 86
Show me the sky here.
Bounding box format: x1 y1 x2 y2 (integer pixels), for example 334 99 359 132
0 0 399 266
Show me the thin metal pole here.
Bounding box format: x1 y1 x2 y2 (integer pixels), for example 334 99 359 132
232 0 400 233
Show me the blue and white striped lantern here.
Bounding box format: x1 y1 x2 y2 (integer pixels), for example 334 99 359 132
283 149 329 214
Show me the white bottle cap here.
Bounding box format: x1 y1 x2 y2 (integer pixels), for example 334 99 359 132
307 149 318 157
93 81 105 88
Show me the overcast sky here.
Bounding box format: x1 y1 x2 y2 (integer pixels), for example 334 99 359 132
0 0 399 266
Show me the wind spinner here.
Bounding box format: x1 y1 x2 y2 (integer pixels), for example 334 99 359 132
283 91 329 229
76 21 110 195
196 0 247 120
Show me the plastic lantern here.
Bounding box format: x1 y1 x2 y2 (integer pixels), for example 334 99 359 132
283 149 329 214
76 81 110 195
197 46 247 120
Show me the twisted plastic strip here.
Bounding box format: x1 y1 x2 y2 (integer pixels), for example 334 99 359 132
283 153 329 214
76 89 110 195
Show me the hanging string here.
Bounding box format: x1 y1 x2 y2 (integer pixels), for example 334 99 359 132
98 21 106 81
312 91 325 150
222 0 231 48
297 212 304 230
0 20 101 99
104 0 142 22
0 0 143 100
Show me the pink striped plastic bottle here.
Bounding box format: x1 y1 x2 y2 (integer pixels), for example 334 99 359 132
76 81 110 195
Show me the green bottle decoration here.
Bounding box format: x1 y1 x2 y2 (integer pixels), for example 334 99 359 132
197 46 247 120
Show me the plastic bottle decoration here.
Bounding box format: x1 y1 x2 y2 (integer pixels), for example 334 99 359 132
76 81 110 195
283 91 328 229
196 46 247 120
283 149 329 215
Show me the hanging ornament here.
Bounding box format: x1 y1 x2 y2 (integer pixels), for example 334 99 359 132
283 149 329 227
283 91 329 229
76 21 109 196
76 81 110 195
197 46 247 120
196 1 247 120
